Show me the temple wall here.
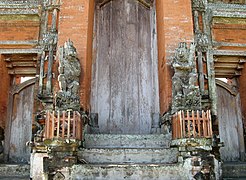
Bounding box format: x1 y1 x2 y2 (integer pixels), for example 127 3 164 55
57 0 194 113
57 0 94 110
156 0 194 114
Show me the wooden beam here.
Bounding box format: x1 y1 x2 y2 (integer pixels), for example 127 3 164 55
0 48 41 54
6 61 36 67
8 68 36 75
213 50 246 56
215 68 241 74
0 40 38 45
214 63 238 68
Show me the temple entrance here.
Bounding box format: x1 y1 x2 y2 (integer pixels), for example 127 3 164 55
216 81 245 161
91 0 159 134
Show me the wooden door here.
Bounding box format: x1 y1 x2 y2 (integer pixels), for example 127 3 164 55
91 0 159 134
217 83 245 161
5 78 35 163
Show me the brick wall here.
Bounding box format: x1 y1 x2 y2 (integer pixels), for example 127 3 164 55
156 0 194 114
0 15 39 42
57 0 94 110
56 0 194 113
0 55 10 128
212 17 246 51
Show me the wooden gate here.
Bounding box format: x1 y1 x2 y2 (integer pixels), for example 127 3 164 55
216 82 245 161
91 0 159 134
4 78 35 163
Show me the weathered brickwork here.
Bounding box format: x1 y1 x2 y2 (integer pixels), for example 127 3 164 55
57 0 94 110
212 17 246 50
156 0 194 114
0 15 39 42
56 0 194 113
0 55 10 128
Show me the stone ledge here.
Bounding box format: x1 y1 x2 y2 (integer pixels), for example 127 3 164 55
78 148 178 164
222 162 246 178
0 164 30 177
71 164 189 180
84 133 172 149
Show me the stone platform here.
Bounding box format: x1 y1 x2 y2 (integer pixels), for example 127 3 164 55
83 134 172 149
222 162 246 179
0 164 30 180
71 164 189 180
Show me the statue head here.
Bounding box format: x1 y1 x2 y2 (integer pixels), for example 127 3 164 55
175 42 189 63
64 39 77 60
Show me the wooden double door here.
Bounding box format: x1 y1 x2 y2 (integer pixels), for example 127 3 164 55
91 0 159 134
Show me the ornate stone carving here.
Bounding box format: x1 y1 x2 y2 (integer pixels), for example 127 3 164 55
42 30 58 51
55 40 81 111
171 42 201 113
196 33 209 52
192 0 205 11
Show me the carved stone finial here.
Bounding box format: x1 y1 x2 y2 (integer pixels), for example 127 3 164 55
192 0 205 11
195 33 209 52
42 30 58 51
55 40 81 111
171 42 201 113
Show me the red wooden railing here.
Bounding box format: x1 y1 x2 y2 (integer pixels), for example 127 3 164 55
172 110 212 139
44 110 82 141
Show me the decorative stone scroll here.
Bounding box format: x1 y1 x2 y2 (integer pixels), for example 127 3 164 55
195 33 209 52
42 30 58 51
192 0 205 11
171 42 201 113
55 40 81 111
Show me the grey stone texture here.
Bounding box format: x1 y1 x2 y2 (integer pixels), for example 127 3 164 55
83 134 172 149
78 148 178 164
71 164 189 180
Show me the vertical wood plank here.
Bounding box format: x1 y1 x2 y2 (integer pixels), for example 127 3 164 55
57 111 60 138
62 111 65 139
192 110 196 137
217 85 243 161
68 111 71 139
187 111 190 138
8 84 34 163
46 110 50 139
51 111 55 139
73 111 76 139
197 110 201 137
182 111 186 138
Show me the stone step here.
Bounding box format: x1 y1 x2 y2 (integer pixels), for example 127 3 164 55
0 164 30 178
70 164 189 180
222 162 246 178
84 134 171 149
78 148 178 164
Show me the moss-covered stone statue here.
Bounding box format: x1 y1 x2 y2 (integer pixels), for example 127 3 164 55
55 40 81 111
171 42 201 113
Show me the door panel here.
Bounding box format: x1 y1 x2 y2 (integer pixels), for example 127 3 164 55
91 0 159 134
8 82 34 163
217 85 245 161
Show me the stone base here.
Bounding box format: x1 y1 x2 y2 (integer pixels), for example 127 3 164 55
78 148 178 164
222 162 246 179
0 164 30 179
84 134 171 149
71 164 190 180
